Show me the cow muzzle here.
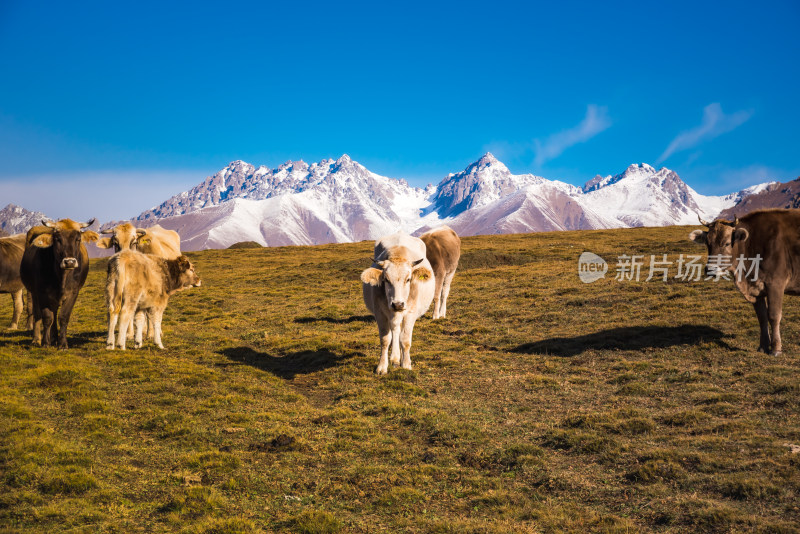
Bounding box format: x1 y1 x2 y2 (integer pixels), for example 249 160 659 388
61 257 79 270
391 301 406 311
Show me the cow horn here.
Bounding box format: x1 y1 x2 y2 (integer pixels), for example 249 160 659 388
100 228 115 234
79 218 96 229
412 258 424 266
697 214 710 227
733 216 739 226
42 219 56 228
136 229 147 237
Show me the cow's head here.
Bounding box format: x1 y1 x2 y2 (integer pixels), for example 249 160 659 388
32 218 97 270
361 246 432 312
169 255 202 292
689 215 750 277
97 223 147 253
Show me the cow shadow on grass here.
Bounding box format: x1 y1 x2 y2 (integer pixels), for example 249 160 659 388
512 325 733 357
293 315 374 325
0 329 106 349
217 346 358 380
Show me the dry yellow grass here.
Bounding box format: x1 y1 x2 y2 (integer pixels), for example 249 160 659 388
0 226 798 533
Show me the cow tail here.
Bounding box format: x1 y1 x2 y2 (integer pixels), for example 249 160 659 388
106 258 123 317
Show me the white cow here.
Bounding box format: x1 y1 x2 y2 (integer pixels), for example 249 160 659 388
361 231 435 374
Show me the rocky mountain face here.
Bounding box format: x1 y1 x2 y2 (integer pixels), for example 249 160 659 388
0 204 48 236
0 155 781 251
718 178 800 220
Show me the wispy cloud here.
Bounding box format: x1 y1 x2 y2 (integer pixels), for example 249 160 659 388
657 103 753 164
533 105 612 166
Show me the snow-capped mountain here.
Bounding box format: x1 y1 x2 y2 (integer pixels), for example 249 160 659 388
128 154 774 249
137 155 438 249
0 154 778 251
0 204 48 236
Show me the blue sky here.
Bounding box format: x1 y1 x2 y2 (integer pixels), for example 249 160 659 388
1 0 798 221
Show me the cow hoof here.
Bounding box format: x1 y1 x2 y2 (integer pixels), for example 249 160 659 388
770 350 782 357
375 366 388 375
401 363 412 371
134 342 142 349
106 344 114 350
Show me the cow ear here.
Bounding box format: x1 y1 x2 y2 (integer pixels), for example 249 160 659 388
95 237 113 249
733 228 749 244
688 230 707 244
361 267 383 286
32 234 52 248
413 265 433 282
81 230 99 242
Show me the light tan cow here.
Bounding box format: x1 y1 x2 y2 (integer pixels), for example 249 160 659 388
96 223 181 258
420 226 461 319
361 231 435 374
105 250 201 350
96 223 182 340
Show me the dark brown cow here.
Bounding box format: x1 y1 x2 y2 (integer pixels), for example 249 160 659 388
689 209 800 355
21 219 97 348
0 234 27 329
420 226 461 319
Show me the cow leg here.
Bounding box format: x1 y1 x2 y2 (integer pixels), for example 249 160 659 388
117 304 136 351
30 294 43 346
25 290 34 330
399 316 416 370
41 306 55 347
376 318 392 375
57 294 79 349
389 314 403 367
753 295 770 353
150 308 165 349
9 290 23 329
766 286 784 356
126 319 134 340
106 310 118 350
432 269 444 320
440 271 455 319
133 311 146 349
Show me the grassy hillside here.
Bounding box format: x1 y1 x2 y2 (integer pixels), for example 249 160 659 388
0 226 798 533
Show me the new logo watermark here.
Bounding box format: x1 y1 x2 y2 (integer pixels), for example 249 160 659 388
578 252 608 283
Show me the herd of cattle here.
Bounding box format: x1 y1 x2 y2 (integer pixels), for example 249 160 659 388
0 208 798 371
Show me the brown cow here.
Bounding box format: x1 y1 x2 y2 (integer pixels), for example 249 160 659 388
21 219 98 348
690 209 800 355
106 250 201 350
420 226 461 319
0 234 27 329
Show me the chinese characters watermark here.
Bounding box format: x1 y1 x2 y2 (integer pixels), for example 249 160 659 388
578 252 762 284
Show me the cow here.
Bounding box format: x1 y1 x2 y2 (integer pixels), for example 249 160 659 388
361 231 435 374
105 250 201 350
0 233 27 329
95 223 181 258
689 209 800 356
420 226 461 320
21 218 97 348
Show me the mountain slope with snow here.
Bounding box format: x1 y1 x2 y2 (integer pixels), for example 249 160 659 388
2 155 776 251
129 155 774 250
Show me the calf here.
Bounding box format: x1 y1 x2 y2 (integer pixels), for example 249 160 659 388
0 234 27 329
361 231 435 374
420 226 461 319
21 219 97 348
106 250 201 350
